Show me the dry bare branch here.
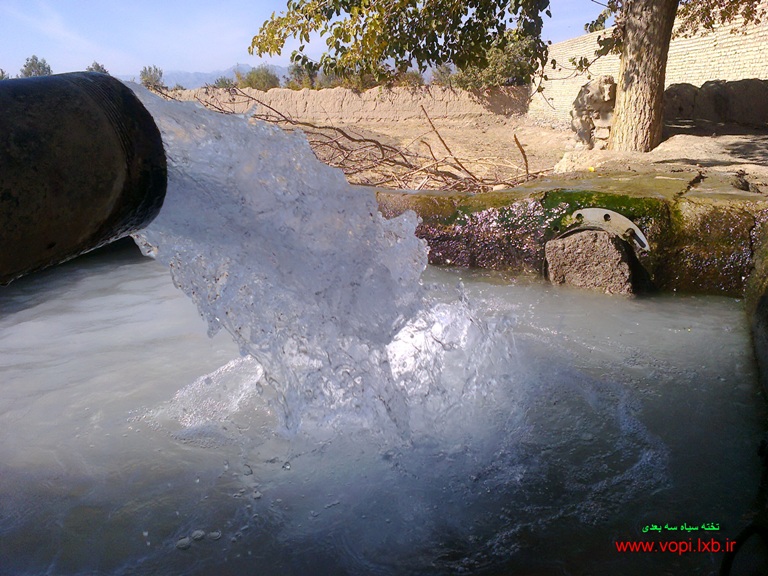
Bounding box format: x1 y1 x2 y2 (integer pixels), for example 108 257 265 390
513 134 530 178
420 105 482 182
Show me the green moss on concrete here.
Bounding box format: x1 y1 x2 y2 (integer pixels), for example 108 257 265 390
661 199 763 295
375 190 462 223
746 221 768 316
540 189 671 239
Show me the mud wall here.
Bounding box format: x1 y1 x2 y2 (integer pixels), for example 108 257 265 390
529 2 768 123
178 85 529 124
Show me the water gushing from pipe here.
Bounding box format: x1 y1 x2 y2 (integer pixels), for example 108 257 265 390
131 86 427 434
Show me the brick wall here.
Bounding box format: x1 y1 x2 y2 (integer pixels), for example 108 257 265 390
528 3 768 124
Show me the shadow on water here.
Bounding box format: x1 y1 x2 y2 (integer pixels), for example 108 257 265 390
0 237 146 317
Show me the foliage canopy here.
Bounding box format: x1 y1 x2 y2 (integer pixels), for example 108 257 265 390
582 0 765 64
452 32 537 89
236 64 281 91
19 55 52 77
284 63 317 89
213 75 237 89
252 0 764 86
250 0 550 81
140 65 166 90
430 64 454 87
675 0 763 37
86 61 109 74
391 69 425 88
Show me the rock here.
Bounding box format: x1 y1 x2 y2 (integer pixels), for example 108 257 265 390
545 230 634 295
723 79 768 126
570 76 616 149
693 80 729 123
666 79 768 126
729 170 761 192
553 150 629 173
594 126 611 140
664 83 699 121
593 116 613 129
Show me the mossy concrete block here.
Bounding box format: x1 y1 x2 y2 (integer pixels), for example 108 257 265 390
660 200 761 295
418 199 553 270
375 190 463 224
376 171 768 297
377 176 674 280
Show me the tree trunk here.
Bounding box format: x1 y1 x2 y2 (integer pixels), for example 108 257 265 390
609 0 679 152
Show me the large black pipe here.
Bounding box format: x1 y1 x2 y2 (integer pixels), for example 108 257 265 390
0 72 167 284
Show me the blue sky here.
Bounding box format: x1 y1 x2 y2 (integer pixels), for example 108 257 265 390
0 0 607 77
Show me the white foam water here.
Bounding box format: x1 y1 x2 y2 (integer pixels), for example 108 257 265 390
0 88 764 575
131 87 426 434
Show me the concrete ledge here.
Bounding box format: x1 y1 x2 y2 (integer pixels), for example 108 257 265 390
376 170 768 296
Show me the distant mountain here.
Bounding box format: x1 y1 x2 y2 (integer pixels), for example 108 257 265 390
118 63 290 89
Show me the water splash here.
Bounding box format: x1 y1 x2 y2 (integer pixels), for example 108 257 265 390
131 87 427 432
129 86 669 477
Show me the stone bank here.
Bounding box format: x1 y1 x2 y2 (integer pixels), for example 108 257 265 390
377 170 768 296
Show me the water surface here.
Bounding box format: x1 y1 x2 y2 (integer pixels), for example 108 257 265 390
0 242 763 576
